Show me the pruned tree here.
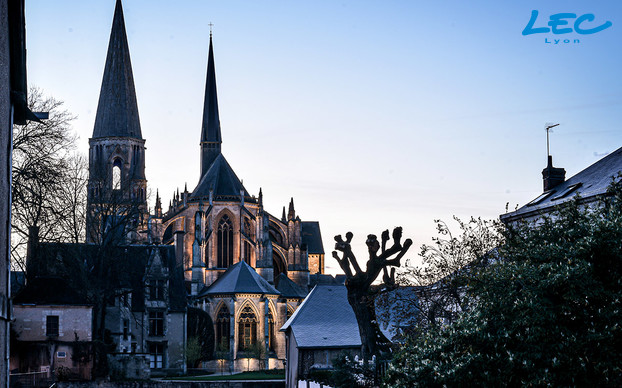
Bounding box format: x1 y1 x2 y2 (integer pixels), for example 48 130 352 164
332 227 412 361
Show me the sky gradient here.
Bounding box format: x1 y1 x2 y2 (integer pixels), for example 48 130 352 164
24 1 622 274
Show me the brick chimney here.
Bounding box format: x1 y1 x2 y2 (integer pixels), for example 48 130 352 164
542 155 565 191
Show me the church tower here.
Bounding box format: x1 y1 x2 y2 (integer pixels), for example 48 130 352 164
200 33 222 177
87 0 147 243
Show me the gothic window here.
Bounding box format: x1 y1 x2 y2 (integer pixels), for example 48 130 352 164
217 215 233 268
273 253 286 284
244 218 254 240
194 212 202 242
149 343 164 369
215 305 230 351
149 311 164 336
238 306 257 351
112 159 122 190
204 242 210 266
268 309 275 352
243 241 252 265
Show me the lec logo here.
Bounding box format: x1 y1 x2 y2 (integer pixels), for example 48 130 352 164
523 10 612 35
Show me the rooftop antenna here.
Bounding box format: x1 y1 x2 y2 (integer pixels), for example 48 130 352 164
545 123 559 157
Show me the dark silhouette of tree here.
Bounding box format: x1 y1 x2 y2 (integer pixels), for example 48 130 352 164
332 227 412 361
11 87 86 273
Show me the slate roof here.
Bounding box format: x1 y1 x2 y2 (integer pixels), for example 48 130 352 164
190 153 254 202
28 243 186 312
201 35 221 144
13 277 91 306
301 222 324 254
200 260 280 296
275 273 308 299
280 285 361 349
92 0 142 139
501 146 622 222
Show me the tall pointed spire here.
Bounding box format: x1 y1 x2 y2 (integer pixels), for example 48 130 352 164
200 32 222 177
92 0 142 139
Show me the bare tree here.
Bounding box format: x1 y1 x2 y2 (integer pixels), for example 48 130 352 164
332 227 412 361
11 87 86 272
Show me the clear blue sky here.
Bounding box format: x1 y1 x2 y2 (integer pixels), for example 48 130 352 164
25 1 622 274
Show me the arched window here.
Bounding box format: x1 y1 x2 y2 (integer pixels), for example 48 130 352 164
243 241 252 265
286 306 295 321
238 306 257 351
112 159 122 190
273 252 286 284
215 305 230 351
194 212 203 242
204 242 209 266
244 218 254 240
217 215 233 268
268 309 275 352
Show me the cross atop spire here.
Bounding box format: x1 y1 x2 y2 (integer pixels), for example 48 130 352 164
92 0 142 139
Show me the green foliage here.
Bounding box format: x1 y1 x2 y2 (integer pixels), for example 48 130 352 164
308 353 379 388
385 181 622 387
185 337 202 368
187 307 215 363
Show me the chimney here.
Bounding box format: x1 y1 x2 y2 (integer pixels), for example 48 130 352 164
542 155 566 191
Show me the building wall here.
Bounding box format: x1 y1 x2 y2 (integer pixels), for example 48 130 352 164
12 305 93 342
0 1 12 385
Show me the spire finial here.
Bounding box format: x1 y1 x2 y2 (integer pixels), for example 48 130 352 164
209 22 214 37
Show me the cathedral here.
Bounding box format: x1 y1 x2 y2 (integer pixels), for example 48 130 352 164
84 0 324 373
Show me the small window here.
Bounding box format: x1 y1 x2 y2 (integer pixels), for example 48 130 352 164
46 315 59 336
551 183 582 200
123 319 130 341
57 351 66 358
112 159 122 190
526 191 554 206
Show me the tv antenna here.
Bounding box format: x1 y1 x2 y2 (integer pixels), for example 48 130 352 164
545 123 559 157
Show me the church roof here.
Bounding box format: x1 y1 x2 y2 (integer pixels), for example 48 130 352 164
275 273 308 299
92 0 142 139
280 284 361 349
200 260 280 296
301 221 324 254
201 34 221 144
501 146 622 222
190 153 253 202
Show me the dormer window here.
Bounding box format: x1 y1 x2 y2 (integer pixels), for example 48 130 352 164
149 280 165 301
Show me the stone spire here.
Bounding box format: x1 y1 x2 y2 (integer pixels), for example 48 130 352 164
200 33 222 177
288 198 296 221
92 0 142 139
155 189 162 217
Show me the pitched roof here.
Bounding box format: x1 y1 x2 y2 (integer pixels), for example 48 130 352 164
13 277 91 306
301 221 324 254
201 35 221 144
501 146 622 222
200 260 280 296
280 285 361 349
190 153 254 202
275 273 308 299
29 243 186 312
92 0 142 139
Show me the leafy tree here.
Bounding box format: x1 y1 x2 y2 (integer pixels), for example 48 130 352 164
186 307 215 368
384 181 622 387
393 216 501 329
